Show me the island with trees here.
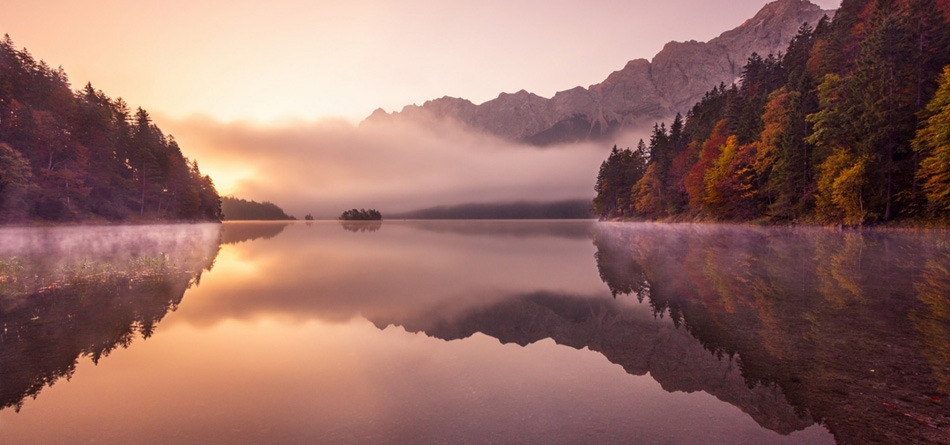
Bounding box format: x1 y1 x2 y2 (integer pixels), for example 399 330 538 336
593 1 950 226
339 208 382 220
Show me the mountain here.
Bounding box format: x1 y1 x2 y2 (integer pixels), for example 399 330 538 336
365 0 833 145
592 0 950 225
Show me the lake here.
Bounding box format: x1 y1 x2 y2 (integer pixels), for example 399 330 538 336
0 221 947 444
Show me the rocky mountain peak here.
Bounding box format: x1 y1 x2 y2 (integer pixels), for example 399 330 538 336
365 0 834 146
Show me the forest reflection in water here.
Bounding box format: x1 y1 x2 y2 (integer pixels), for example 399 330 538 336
592 223 950 444
0 225 221 412
0 221 947 444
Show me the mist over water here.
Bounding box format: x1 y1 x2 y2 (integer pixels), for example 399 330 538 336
0 224 221 266
0 225 222 301
161 115 652 218
2 221 947 443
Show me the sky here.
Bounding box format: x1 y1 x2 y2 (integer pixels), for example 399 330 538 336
1 0 841 217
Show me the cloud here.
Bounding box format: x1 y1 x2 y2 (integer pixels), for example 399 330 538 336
157 114 640 219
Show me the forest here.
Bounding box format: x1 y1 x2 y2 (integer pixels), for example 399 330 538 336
221 196 295 221
0 35 221 223
593 0 950 225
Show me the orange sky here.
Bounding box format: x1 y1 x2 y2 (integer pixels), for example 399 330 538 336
3 0 839 123
1 0 841 214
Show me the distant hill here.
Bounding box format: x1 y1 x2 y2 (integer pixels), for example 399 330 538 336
221 197 295 221
365 0 833 146
391 200 593 220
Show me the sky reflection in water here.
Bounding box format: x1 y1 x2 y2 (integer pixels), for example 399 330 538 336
3 221 948 443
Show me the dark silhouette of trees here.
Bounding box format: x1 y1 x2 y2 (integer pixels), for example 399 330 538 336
591 145 647 219
0 35 221 223
338 208 382 220
220 196 294 220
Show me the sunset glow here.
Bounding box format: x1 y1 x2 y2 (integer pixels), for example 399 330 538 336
3 0 840 123
2 0 842 216
5 2 950 442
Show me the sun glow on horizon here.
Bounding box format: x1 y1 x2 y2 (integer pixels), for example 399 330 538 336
2 0 842 124
205 167 253 197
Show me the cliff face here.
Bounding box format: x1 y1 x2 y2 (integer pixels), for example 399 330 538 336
365 0 833 145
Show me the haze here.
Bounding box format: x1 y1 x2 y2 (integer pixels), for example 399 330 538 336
1 0 842 217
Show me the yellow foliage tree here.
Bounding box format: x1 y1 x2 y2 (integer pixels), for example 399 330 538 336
816 149 869 225
703 135 739 216
913 66 950 214
632 163 664 218
756 88 793 177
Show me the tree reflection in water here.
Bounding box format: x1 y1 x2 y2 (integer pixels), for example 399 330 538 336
322 221 948 443
912 251 950 396
1 221 948 444
588 223 950 444
0 225 221 412
219 221 290 244
339 220 382 232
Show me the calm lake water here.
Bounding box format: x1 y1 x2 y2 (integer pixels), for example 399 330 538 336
0 221 948 444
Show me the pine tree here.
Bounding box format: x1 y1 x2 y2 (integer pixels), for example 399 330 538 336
0 37 221 222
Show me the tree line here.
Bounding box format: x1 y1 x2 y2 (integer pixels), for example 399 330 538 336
593 0 950 225
0 35 221 223
221 196 294 220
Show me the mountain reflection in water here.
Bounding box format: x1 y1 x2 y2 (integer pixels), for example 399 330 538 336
0 221 947 444
587 223 950 444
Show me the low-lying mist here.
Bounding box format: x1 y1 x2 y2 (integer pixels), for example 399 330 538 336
158 114 650 219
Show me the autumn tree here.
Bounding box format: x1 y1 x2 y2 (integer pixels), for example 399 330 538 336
632 163 664 218
0 35 222 222
913 66 950 214
589 0 950 225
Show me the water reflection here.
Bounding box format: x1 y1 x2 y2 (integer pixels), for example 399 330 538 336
220 221 290 244
1 221 948 444
590 223 950 444
0 225 220 412
339 220 382 232
388 290 814 435
404 219 593 239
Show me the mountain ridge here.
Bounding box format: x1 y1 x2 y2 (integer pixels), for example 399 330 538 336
365 0 834 145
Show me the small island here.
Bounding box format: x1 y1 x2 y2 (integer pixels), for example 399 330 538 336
338 208 382 221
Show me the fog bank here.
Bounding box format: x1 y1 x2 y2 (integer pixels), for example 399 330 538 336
159 115 648 219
